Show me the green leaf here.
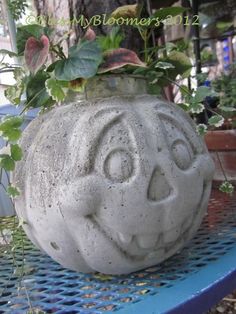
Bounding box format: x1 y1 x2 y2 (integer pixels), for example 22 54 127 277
7 186 20 197
219 106 236 112
155 61 175 70
26 71 54 108
189 102 204 114
153 7 188 20
194 86 212 103
208 115 224 127
4 68 25 105
4 85 23 105
166 51 192 79
0 116 23 130
178 103 190 111
148 71 164 84
97 27 124 51
0 155 15 171
219 181 234 194
195 73 209 84
196 124 207 136
55 40 102 81
2 129 22 142
147 84 161 95
10 144 23 161
0 116 23 141
45 78 67 102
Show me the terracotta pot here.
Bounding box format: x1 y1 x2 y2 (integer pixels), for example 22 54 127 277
13 76 214 274
204 130 236 183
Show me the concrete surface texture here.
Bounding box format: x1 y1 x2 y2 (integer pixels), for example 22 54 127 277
13 76 215 274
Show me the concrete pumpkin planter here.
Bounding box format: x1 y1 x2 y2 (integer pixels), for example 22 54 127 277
13 76 214 274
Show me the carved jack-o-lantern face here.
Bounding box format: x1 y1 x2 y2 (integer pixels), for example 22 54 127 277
14 95 214 275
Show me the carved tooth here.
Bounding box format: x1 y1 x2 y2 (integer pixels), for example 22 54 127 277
163 228 181 244
148 248 165 260
118 232 133 244
137 234 158 249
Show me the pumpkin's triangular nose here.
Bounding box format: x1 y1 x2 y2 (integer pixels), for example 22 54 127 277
147 167 172 202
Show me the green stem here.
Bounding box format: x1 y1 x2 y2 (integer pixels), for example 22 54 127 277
163 76 193 97
144 35 148 64
20 88 46 115
50 45 66 59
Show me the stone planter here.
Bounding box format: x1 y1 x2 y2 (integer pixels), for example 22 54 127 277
13 76 214 274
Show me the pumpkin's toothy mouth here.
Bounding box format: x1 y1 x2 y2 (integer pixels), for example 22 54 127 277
86 180 210 259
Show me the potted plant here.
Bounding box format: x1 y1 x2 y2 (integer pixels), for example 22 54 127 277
202 68 236 191
0 4 215 274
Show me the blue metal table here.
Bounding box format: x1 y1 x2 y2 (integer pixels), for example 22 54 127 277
0 189 236 314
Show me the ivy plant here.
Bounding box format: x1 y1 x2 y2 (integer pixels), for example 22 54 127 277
0 3 234 194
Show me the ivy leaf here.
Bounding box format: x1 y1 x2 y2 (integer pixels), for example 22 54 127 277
194 86 212 103
0 116 23 142
219 106 236 112
7 185 20 197
24 35 50 74
166 51 192 78
189 102 204 114
219 181 234 194
148 71 163 84
208 115 224 127
155 61 175 70
55 40 102 81
45 78 67 102
178 103 190 111
98 48 146 73
4 68 25 105
10 144 23 161
196 124 208 136
0 116 23 130
0 155 15 171
4 85 23 105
